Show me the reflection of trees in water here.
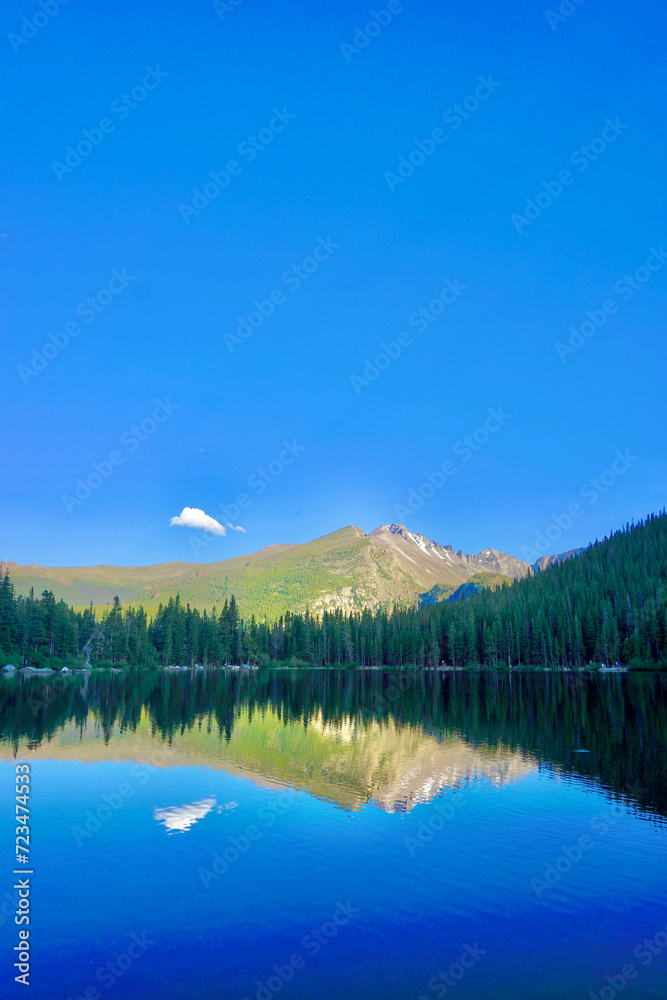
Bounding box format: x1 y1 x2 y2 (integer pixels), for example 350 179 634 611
1 669 666 820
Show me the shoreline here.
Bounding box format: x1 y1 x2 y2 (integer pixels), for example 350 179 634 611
2 663 664 677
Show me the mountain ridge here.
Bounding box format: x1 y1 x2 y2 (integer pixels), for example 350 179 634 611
1 523 558 619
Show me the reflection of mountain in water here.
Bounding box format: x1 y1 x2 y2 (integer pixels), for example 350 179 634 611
0 703 536 812
1 669 666 821
209 709 537 811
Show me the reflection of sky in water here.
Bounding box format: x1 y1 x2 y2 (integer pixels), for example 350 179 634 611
3 755 666 1000
1 669 666 1000
153 797 237 833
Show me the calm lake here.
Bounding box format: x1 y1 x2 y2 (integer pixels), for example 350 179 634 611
1 669 666 1000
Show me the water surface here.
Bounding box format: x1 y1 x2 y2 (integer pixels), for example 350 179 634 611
1 669 666 999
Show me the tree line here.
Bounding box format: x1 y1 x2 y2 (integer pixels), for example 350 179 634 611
1 512 666 669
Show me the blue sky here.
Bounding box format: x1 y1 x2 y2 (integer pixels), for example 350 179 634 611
1 0 665 568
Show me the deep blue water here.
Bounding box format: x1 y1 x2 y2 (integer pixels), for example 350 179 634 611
1 669 666 999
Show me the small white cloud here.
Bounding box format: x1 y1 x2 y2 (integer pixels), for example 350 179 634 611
170 507 226 536
153 797 216 833
226 523 246 533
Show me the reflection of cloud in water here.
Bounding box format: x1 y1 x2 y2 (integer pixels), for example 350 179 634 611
154 797 237 833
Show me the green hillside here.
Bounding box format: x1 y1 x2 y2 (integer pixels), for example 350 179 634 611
2 526 465 620
421 572 510 604
2 511 665 670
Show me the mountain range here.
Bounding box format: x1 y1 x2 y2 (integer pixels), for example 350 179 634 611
3 523 555 619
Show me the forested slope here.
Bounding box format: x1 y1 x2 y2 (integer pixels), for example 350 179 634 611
1 512 665 669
